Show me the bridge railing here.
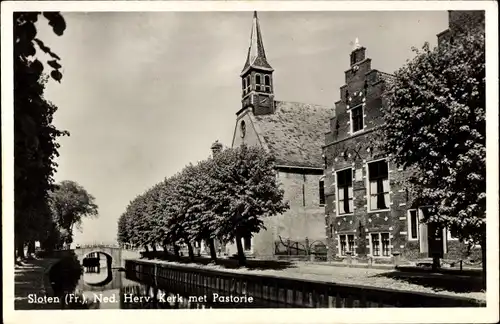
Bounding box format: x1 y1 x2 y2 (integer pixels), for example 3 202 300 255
74 243 142 251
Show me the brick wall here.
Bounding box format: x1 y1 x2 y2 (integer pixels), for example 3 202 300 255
323 45 476 262
437 10 485 45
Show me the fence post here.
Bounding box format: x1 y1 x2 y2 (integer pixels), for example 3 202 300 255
346 251 352 265
392 252 401 267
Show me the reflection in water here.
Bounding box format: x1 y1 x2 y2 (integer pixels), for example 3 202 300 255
50 256 276 309
69 269 268 309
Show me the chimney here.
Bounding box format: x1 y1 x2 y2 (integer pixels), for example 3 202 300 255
350 37 366 66
211 140 223 157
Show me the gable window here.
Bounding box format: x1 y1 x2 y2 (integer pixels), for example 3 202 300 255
367 160 389 211
338 234 355 256
319 179 325 206
350 52 356 66
336 168 353 215
407 209 419 240
350 105 364 133
370 233 391 257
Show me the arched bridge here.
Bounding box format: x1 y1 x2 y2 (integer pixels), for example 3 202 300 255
73 244 141 268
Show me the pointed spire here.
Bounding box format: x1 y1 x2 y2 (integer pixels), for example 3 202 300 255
241 11 273 75
353 37 361 51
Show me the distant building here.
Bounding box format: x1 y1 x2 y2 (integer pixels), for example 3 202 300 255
323 10 485 262
221 12 333 258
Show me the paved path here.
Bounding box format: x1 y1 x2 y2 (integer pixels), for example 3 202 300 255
14 258 61 310
144 258 486 302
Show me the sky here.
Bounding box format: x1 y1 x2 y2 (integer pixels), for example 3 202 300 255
36 10 449 245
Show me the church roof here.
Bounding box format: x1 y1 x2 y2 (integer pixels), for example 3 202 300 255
241 11 273 76
253 101 334 168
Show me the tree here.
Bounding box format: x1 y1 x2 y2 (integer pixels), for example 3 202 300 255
14 12 68 260
210 144 289 266
46 180 99 249
380 27 485 275
176 160 221 262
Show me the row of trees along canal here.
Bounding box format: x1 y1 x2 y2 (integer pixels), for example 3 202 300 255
117 144 289 266
14 12 99 262
118 26 486 274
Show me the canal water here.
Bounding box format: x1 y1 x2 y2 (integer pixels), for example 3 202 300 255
50 254 280 309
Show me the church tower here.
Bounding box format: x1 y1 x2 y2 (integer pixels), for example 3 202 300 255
240 11 275 115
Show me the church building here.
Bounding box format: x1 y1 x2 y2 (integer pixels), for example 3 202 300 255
225 12 334 258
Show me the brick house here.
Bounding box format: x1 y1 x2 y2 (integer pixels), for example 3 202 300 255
222 12 333 258
323 10 484 263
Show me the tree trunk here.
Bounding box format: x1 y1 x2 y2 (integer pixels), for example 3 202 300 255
481 235 486 289
432 253 440 271
235 234 246 267
187 242 195 261
16 235 25 261
162 243 169 259
27 240 36 259
173 244 180 260
208 239 218 262
152 244 157 253
144 245 149 253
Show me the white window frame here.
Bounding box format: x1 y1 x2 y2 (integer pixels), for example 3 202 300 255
407 209 420 241
369 232 391 258
337 234 356 256
335 167 354 216
366 158 391 213
349 104 364 135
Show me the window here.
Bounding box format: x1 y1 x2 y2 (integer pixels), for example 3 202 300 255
381 233 390 256
351 105 364 133
336 169 353 215
350 52 356 66
255 74 261 91
446 227 459 241
243 236 251 251
367 160 389 211
407 209 419 240
242 78 246 93
246 75 251 93
338 234 355 256
371 233 380 256
340 235 347 255
319 180 325 206
264 75 270 86
370 233 390 257
302 184 306 206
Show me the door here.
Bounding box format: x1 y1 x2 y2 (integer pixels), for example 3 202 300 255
427 223 444 258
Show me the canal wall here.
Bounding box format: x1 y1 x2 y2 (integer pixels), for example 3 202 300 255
125 259 485 308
